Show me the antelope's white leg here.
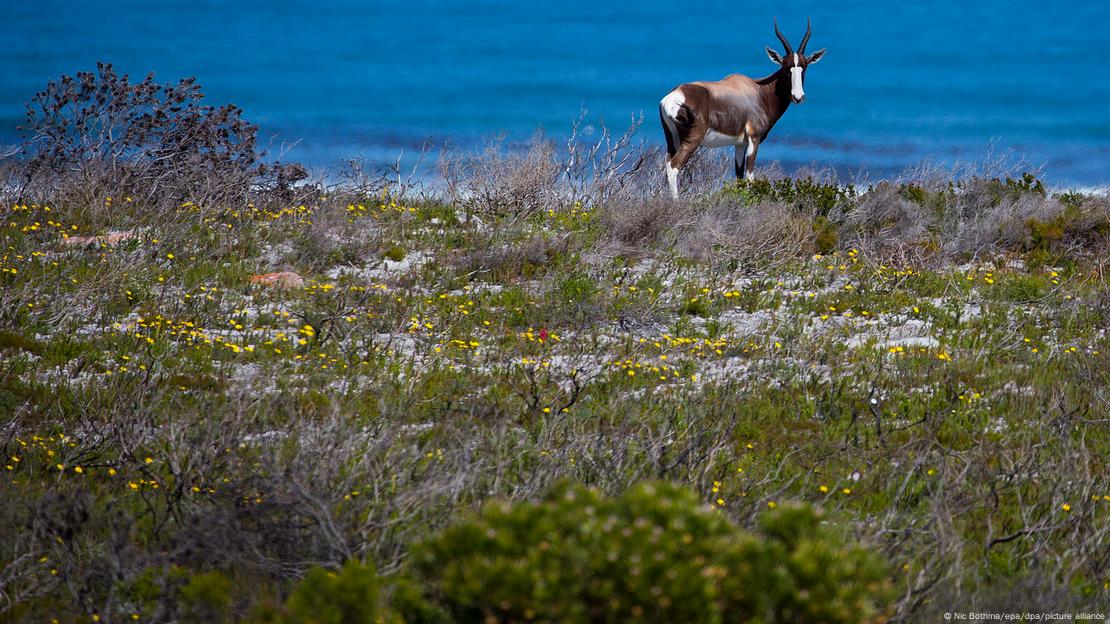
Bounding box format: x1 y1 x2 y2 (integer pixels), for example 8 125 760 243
744 139 758 181
666 163 679 198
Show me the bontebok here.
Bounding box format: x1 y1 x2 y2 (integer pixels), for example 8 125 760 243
659 20 825 197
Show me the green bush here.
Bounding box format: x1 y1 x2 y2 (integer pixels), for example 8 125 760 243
728 177 855 216
178 570 234 623
390 578 454 624
812 215 839 254
250 560 399 624
384 244 407 262
986 273 1050 302
749 504 896 623
412 481 893 624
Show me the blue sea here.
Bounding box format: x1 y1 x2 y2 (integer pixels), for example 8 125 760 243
2 0 1109 187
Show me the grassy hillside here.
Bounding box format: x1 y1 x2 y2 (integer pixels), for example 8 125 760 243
2 163 1108 620
1 66 1107 622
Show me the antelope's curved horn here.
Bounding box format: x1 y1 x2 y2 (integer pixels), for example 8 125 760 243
799 18 812 54
773 19 793 54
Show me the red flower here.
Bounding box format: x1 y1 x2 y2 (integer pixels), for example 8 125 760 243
538 328 549 341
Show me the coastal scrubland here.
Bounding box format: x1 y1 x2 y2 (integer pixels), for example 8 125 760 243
1 65 1108 622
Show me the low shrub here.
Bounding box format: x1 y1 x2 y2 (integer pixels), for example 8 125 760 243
14 62 306 221
249 560 399 624
177 570 235 623
442 138 559 222
453 233 570 282
680 199 815 267
411 481 893 624
727 177 856 216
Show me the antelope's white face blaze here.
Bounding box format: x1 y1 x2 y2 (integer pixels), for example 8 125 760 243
790 54 805 103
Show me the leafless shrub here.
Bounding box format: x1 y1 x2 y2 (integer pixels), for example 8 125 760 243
897 145 1035 190
681 198 814 266
840 182 929 260
938 179 1056 257
341 142 438 205
598 195 684 251
442 136 561 222
338 157 392 199
0 150 22 194
830 166 1110 263
789 164 841 184
559 114 649 205
1056 193 1110 249
587 142 696 206
992 194 1066 249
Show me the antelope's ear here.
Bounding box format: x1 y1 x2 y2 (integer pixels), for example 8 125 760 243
807 48 826 64
766 46 784 65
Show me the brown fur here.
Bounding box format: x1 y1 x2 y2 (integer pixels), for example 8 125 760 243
662 69 794 173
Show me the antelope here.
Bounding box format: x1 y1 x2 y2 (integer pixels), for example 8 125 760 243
659 20 825 197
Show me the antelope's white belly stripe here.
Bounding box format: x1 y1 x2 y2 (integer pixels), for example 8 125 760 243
703 129 746 148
